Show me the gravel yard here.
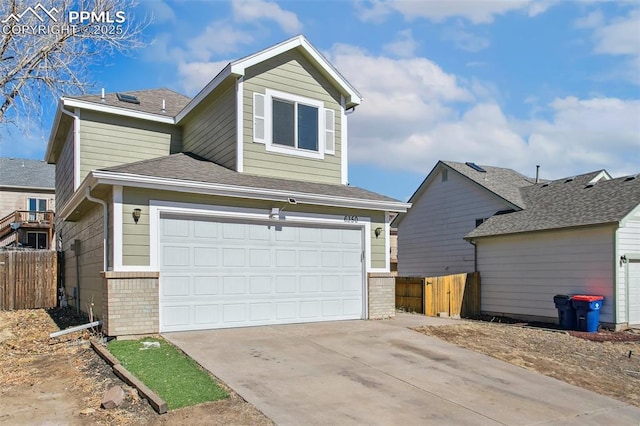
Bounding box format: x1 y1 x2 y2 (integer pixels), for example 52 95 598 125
416 319 640 407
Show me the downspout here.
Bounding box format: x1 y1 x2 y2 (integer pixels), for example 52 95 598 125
85 187 109 271
469 239 478 271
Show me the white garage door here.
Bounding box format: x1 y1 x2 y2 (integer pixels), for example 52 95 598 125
159 215 364 332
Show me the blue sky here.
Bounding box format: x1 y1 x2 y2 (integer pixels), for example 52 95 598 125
1 0 639 201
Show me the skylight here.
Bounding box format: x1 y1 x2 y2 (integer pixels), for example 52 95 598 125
465 162 486 173
116 93 140 104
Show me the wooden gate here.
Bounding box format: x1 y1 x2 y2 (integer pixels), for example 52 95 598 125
396 272 480 318
0 250 57 310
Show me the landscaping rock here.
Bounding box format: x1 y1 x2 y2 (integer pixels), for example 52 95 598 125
79 408 96 415
101 385 126 409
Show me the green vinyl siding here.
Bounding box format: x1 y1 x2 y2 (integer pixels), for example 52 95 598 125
122 187 387 269
79 110 182 182
242 50 343 185
182 79 236 169
56 130 74 208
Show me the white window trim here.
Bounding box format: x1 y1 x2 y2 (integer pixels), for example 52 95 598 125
253 92 265 144
263 89 325 160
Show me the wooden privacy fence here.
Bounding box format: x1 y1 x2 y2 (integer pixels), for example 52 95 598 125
0 250 57 310
396 272 480 318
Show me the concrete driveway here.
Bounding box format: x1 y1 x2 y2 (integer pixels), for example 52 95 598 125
164 316 640 425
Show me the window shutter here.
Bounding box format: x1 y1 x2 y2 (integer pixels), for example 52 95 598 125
253 93 265 143
324 108 335 154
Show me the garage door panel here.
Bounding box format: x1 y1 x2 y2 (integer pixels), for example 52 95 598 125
276 302 297 319
300 276 319 292
163 246 190 266
160 217 364 332
163 275 189 296
194 276 218 295
194 305 218 324
194 247 218 266
223 276 245 294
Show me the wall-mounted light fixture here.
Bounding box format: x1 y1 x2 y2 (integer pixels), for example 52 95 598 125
132 208 142 224
374 227 383 238
270 207 280 220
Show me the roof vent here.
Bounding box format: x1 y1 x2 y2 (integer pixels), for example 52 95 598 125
541 183 549 188
624 174 638 181
564 177 574 183
585 182 596 188
116 93 140 104
465 162 486 173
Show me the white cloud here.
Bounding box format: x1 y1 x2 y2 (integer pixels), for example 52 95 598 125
145 0 176 23
186 21 254 61
356 0 550 24
587 8 640 84
574 10 604 29
177 61 230 95
232 0 302 34
328 45 639 180
592 9 640 56
442 23 490 52
382 29 419 58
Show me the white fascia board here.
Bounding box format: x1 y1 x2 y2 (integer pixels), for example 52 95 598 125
45 100 63 163
92 171 411 213
58 173 99 220
62 98 175 124
175 64 233 123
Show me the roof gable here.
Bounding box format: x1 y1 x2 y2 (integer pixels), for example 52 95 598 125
176 35 362 123
466 170 640 238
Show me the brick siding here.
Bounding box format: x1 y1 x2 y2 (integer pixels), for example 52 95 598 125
368 273 395 319
102 271 159 337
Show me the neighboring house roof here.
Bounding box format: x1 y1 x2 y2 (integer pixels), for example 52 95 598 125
393 160 535 227
0 157 55 189
466 171 640 239
442 161 535 209
66 88 191 118
99 152 399 204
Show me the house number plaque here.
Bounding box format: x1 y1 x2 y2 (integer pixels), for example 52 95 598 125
344 215 359 223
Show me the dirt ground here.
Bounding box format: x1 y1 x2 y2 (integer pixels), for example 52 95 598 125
0 308 273 425
416 319 640 407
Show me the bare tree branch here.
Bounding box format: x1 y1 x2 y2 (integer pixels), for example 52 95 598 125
0 0 149 127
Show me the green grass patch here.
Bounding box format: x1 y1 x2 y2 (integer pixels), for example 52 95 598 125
107 337 228 410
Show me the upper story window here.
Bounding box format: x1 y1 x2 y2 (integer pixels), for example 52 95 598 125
254 89 336 159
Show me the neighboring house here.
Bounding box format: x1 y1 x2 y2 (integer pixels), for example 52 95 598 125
398 159 640 329
396 161 536 277
0 157 56 249
466 171 640 330
45 36 410 336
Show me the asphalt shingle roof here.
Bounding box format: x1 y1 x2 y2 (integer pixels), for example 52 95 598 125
466 171 640 238
0 157 55 188
101 153 400 203
67 88 191 117
443 161 536 208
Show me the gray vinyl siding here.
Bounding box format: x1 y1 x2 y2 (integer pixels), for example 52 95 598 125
398 169 513 276
79 110 182 182
617 208 640 324
182 79 236 169
476 226 616 324
56 131 75 208
122 187 386 269
58 204 105 319
242 50 343 185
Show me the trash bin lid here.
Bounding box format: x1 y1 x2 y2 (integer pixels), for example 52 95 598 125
571 295 604 302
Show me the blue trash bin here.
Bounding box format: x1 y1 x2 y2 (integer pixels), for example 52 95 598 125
571 295 604 333
553 295 576 330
